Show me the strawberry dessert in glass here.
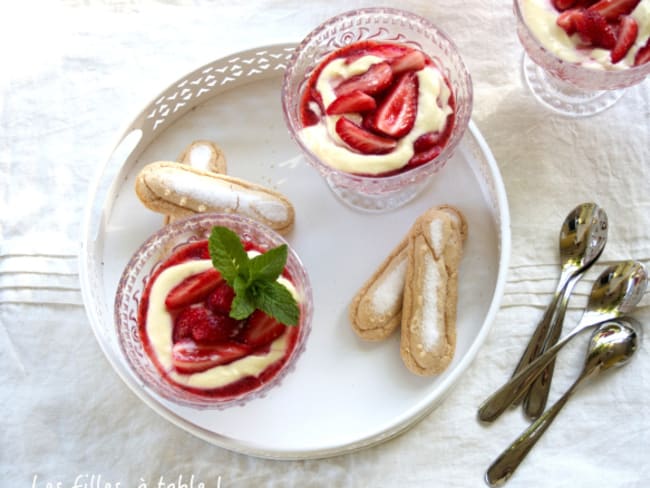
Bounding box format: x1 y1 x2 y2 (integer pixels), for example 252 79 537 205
515 0 650 116
282 8 472 212
115 213 313 409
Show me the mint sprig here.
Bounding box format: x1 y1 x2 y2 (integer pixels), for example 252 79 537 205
208 226 300 326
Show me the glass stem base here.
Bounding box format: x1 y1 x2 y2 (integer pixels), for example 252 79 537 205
325 174 430 213
522 53 625 117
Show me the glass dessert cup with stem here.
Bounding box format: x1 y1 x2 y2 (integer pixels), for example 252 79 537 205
281 7 473 213
114 213 313 410
514 0 650 117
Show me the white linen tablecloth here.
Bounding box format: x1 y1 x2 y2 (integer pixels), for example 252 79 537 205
2 1 649 486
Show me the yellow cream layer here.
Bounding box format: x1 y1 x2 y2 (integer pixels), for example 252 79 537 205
145 258 297 390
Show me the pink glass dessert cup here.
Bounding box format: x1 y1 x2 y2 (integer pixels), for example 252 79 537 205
282 7 473 213
114 213 313 409
514 0 650 117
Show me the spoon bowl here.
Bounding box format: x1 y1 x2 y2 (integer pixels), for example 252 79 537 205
582 260 648 323
584 318 641 372
559 203 608 273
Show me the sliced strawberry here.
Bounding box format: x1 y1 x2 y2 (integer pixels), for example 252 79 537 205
634 37 650 66
326 90 377 115
557 8 584 35
165 268 222 310
335 117 397 155
574 10 617 49
240 310 286 348
553 0 578 10
171 341 251 373
611 16 638 63
335 61 393 97
588 0 641 21
413 131 443 152
407 145 442 168
207 282 235 315
390 50 426 75
371 72 419 139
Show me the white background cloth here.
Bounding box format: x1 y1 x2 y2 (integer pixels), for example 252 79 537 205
2 0 649 487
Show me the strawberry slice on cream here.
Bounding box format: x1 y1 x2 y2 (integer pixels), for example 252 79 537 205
297 40 455 176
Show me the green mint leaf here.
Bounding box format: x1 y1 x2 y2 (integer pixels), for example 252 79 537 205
248 244 288 282
250 280 300 326
208 226 299 325
208 226 250 286
230 276 255 320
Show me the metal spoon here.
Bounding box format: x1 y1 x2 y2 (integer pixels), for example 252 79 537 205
478 260 647 423
485 318 642 486
511 203 607 417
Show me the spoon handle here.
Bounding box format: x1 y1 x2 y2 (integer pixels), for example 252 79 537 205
477 325 583 423
523 275 579 419
509 275 571 405
485 369 591 486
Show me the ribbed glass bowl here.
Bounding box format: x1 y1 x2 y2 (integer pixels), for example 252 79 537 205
282 7 473 212
114 213 313 409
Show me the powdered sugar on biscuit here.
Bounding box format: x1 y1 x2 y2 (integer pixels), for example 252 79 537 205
156 167 290 223
371 258 407 316
187 144 215 172
420 251 442 351
428 218 445 257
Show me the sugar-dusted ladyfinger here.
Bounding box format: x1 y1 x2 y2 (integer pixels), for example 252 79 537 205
135 161 295 234
400 207 466 376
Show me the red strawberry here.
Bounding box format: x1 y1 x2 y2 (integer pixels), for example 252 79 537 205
335 61 393 97
413 131 443 152
574 10 617 49
588 0 641 21
173 307 239 344
171 341 251 373
390 50 426 75
193 313 239 343
240 310 286 348
557 8 584 35
634 36 650 66
552 0 577 10
326 90 377 115
172 307 200 342
371 72 419 138
407 145 442 168
165 268 222 310
207 282 235 315
611 16 638 63
335 117 397 155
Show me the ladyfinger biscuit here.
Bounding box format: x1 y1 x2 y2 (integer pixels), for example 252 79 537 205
177 140 227 174
164 140 228 225
400 208 465 376
135 161 295 234
349 235 409 341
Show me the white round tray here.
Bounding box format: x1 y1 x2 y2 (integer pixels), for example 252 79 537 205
79 43 511 459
